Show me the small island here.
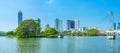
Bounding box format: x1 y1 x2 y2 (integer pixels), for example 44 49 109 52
6 19 61 38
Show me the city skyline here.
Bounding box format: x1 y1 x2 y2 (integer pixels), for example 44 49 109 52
0 0 120 31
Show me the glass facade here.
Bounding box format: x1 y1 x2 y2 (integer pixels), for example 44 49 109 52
18 11 23 25
66 20 75 30
55 18 62 32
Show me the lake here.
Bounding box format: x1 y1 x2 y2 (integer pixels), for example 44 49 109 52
0 36 120 53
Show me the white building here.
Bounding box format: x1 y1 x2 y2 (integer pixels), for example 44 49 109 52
75 19 79 30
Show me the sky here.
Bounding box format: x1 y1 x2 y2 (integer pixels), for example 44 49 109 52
0 0 120 31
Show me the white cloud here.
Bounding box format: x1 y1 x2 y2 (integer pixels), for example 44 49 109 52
47 0 54 5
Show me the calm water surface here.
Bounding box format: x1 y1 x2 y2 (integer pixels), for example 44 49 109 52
0 36 120 53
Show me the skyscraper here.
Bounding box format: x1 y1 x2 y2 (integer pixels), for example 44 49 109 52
113 23 116 30
34 18 41 23
81 27 88 32
18 11 23 25
75 19 79 30
55 18 63 32
59 20 63 31
37 18 40 23
66 20 75 30
117 22 120 30
55 18 59 31
45 24 50 29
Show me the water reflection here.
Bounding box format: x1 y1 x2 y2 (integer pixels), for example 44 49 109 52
17 38 40 53
109 40 115 53
1 36 120 53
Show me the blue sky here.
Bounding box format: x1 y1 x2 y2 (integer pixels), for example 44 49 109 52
0 0 120 31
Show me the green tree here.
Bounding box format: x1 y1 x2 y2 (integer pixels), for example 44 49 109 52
42 27 57 36
75 31 82 36
15 19 41 38
61 31 82 36
62 30 71 35
86 28 98 36
6 31 15 36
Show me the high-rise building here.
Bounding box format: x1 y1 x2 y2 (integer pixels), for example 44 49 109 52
59 20 63 32
81 27 88 32
18 11 23 25
117 22 120 30
113 23 116 30
55 18 63 32
37 18 40 23
34 18 40 23
55 18 59 31
75 19 79 30
45 24 50 29
66 20 75 30
118 22 120 26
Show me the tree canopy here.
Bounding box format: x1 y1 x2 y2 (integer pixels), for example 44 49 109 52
42 27 58 36
15 19 41 38
6 31 15 36
86 28 98 36
61 30 82 36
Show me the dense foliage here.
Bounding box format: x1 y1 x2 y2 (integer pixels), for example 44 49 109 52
62 28 99 36
15 19 41 38
6 31 15 36
86 28 98 36
62 31 82 36
42 27 58 36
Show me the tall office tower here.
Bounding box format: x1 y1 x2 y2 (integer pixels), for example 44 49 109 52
55 18 63 32
75 19 79 30
118 22 120 26
37 18 40 23
55 18 59 31
66 20 75 30
45 24 50 29
59 20 63 32
81 27 88 32
18 11 23 25
34 18 41 23
117 22 120 30
113 23 116 30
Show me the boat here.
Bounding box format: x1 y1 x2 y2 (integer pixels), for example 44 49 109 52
58 34 64 38
107 28 116 40
108 35 115 40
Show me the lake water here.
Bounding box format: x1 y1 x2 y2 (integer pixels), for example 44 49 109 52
0 36 120 53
